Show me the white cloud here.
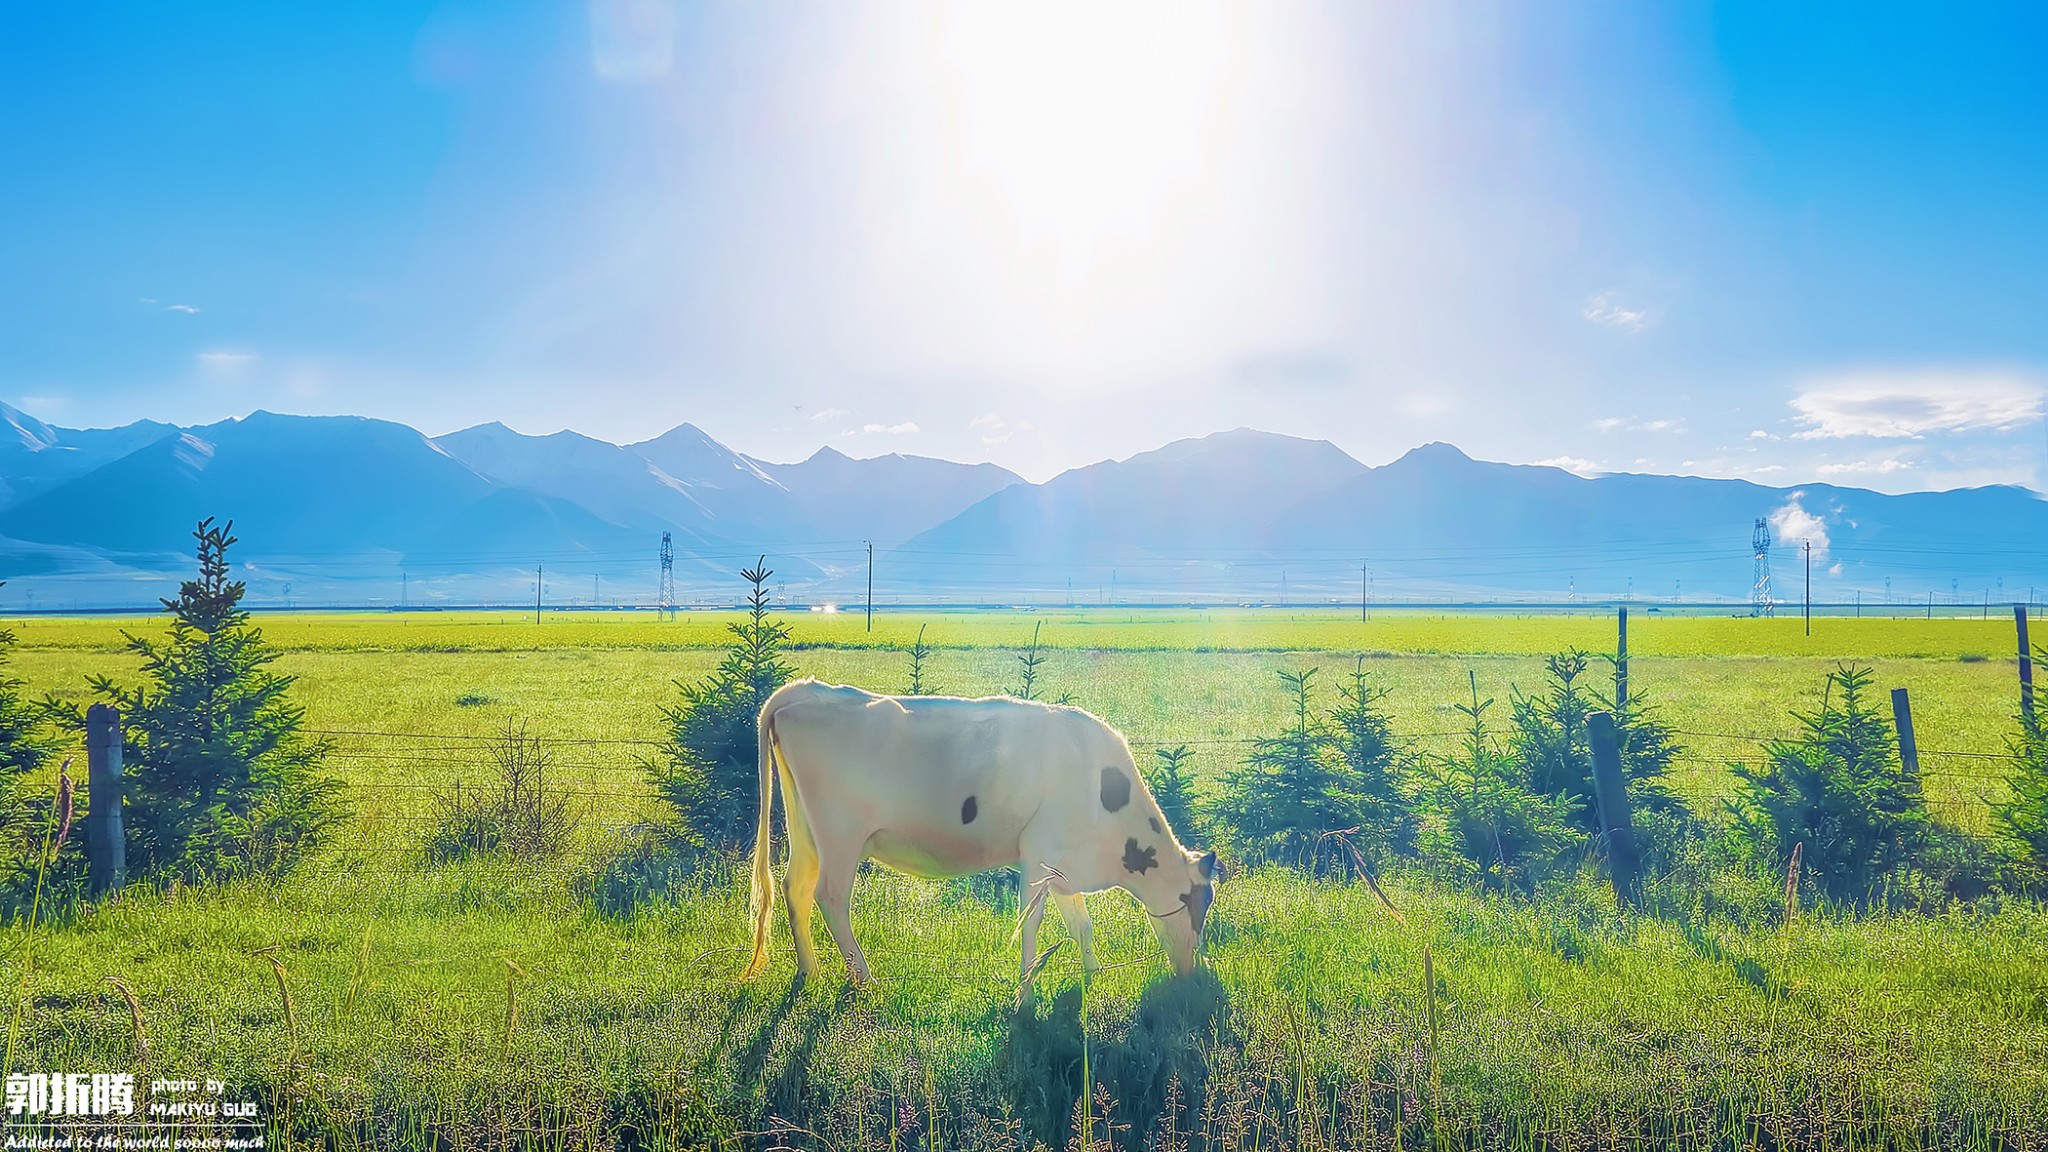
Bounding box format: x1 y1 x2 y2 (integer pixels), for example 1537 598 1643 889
1533 456 1600 476
1747 429 1777 441
860 421 920 435
1583 292 1647 331
166 303 200 314
1750 464 1785 474
196 351 257 364
1815 458 1913 476
1594 415 1682 434
809 407 850 422
1828 562 1844 577
1790 372 2044 439
1768 494 1829 559
970 413 1006 429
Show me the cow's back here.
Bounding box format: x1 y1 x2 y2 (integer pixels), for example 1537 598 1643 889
764 679 1123 876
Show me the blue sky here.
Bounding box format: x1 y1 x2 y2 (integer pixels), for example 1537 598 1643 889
3 1 2045 489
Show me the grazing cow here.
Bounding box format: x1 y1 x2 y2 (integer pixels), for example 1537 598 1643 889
742 678 1221 990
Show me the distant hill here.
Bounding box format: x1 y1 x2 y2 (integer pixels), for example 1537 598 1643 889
747 446 1023 550
0 405 2039 608
901 435 2048 601
0 401 177 509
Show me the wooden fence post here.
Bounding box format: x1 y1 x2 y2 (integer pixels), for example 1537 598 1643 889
1615 606 1629 712
2019 605 2035 730
85 702 125 896
1890 688 1921 796
1585 711 1640 907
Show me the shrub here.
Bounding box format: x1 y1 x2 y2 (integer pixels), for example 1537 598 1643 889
579 825 718 920
1326 657 1416 864
66 520 343 882
905 623 938 696
1728 663 1929 908
1510 650 1689 837
1414 673 1582 892
422 720 582 864
1147 744 1202 846
0 614 81 922
1008 621 1072 704
1993 654 2048 876
1211 668 1370 873
652 558 795 854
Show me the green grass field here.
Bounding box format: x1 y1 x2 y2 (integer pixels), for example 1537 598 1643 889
4 609 2044 1150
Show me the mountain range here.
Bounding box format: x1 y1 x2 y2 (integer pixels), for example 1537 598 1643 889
0 402 2041 610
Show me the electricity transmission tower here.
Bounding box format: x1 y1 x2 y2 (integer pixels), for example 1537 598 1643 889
1751 518 1775 618
658 532 674 620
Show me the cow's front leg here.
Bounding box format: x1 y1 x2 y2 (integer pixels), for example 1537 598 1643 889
1052 892 1101 974
1017 873 1053 1005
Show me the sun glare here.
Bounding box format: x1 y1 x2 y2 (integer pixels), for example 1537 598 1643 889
823 2 1343 389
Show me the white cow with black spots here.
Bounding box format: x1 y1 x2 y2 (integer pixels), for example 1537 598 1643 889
741 678 1221 991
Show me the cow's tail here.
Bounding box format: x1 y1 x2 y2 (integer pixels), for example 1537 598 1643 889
741 694 780 981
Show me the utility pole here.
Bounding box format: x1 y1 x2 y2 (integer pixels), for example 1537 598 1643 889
1803 540 1811 636
535 563 543 625
1361 564 1368 623
866 540 874 632
402 572 408 610
594 574 600 608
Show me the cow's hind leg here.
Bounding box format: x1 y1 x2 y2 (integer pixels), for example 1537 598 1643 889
811 839 874 986
1052 892 1101 974
777 762 822 981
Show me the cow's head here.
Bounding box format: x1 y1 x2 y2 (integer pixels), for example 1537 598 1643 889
1153 848 1224 976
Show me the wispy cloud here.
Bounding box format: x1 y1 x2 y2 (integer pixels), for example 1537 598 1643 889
1815 458 1913 476
1582 292 1647 331
1593 416 1684 434
1747 429 1778 441
1533 456 1600 476
861 421 919 435
809 407 849 422
166 303 200 314
196 351 257 364
971 412 1014 444
1790 371 2044 439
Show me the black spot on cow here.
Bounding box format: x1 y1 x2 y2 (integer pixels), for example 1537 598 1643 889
1122 837 1158 875
1148 816 1163 834
961 795 978 824
1100 766 1131 812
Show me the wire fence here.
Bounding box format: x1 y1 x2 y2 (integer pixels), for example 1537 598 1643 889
302 714 2025 846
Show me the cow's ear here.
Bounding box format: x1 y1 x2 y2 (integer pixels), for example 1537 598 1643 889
1199 851 1220 882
